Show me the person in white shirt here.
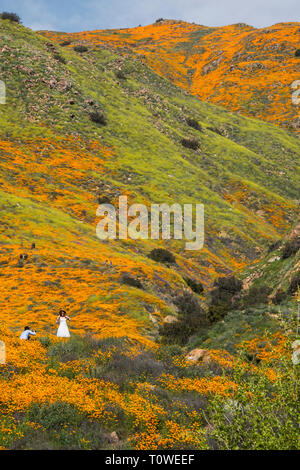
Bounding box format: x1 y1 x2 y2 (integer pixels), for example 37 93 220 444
20 326 36 340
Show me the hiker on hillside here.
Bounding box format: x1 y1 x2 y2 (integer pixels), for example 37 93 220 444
56 309 71 338
20 326 36 340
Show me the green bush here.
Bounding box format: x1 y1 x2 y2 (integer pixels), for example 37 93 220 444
267 240 281 253
115 70 126 80
121 273 143 289
295 49 300 57
53 53 66 64
184 276 204 294
243 284 272 307
149 248 176 264
60 41 71 46
48 335 96 362
0 12 21 23
89 111 107 126
27 402 82 431
186 117 202 131
160 292 208 344
10 403 110 449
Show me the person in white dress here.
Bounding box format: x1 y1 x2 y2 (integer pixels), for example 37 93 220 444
56 310 71 338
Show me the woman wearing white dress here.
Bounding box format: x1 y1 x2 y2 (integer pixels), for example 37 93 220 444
56 310 71 338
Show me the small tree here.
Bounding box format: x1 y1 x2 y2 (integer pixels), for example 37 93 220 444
184 276 204 294
181 138 200 150
186 117 202 131
0 12 21 23
281 237 300 259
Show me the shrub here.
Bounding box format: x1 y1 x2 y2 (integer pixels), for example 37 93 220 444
267 240 281 253
273 289 288 305
39 336 52 348
281 237 300 259
208 302 231 323
121 273 143 289
213 276 243 294
149 248 176 264
97 195 111 204
155 18 164 23
288 271 300 294
0 12 21 23
60 40 71 46
186 117 202 131
207 341 299 449
180 138 200 150
13 402 110 450
89 111 107 126
295 49 300 57
53 53 66 64
48 334 96 362
184 276 204 294
160 321 192 345
243 284 272 307
208 276 243 323
109 352 164 378
73 45 88 53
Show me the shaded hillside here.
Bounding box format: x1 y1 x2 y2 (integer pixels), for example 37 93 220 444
0 19 299 339
40 19 300 132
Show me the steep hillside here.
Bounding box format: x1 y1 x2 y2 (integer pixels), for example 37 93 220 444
188 218 300 354
0 19 299 451
40 19 300 132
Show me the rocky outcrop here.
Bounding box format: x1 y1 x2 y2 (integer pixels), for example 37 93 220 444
185 348 212 364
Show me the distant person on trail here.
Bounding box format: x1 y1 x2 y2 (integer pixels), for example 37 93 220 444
56 309 71 338
20 326 36 340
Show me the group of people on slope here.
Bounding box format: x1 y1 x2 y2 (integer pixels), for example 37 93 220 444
20 310 71 340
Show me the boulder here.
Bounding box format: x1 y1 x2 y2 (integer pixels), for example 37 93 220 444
185 348 212 364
